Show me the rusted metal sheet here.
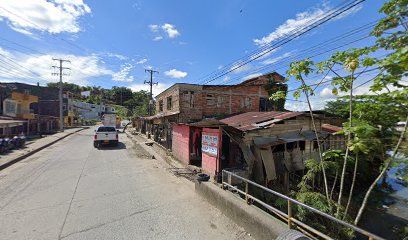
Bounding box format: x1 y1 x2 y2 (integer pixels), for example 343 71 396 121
220 111 304 131
141 111 180 120
321 123 342 133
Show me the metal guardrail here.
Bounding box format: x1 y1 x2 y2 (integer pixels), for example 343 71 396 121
221 170 384 240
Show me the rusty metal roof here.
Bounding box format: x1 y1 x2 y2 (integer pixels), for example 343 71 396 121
140 111 180 120
321 123 342 133
220 111 304 131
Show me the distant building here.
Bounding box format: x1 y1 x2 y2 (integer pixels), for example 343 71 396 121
68 99 116 121
0 83 60 135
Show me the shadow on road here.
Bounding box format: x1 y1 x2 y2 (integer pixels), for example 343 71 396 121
97 142 127 150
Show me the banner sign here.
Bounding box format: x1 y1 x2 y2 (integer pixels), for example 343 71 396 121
202 132 219 157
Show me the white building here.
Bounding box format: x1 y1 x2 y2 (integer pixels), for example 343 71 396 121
69 99 115 120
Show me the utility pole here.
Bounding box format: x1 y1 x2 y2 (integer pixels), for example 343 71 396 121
52 58 70 132
144 69 159 116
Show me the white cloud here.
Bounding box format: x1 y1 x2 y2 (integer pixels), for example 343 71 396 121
164 69 187 79
319 87 334 97
148 24 159 32
254 3 362 46
112 63 134 82
241 73 262 81
334 4 363 20
149 23 180 40
223 76 231 82
162 23 180 38
0 47 112 86
129 82 170 97
105 53 127 61
136 58 147 64
0 0 91 35
262 51 293 65
153 36 163 41
230 63 252 74
250 47 280 61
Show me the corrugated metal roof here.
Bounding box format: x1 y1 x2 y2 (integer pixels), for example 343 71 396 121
0 119 26 127
220 111 304 131
141 111 180 120
321 123 342 133
188 118 226 127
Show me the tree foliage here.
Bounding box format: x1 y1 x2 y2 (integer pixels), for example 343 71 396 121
46 82 151 117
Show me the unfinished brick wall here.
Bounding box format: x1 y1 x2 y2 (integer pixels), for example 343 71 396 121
171 124 190 165
155 87 180 114
202 85 269 117
154 73 287 122
179 89 203 121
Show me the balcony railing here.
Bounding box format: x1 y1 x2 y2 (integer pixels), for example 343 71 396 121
221 169 384 240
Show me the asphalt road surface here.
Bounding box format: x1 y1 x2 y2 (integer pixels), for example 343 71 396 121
0 128 253 240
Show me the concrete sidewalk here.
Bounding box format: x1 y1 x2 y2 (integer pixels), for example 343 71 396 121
0 127 85 171
125 128 185 169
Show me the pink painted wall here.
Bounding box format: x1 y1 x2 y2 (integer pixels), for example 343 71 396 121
172 124 190 165
201 128 221 177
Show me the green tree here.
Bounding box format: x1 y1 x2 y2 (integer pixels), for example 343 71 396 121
271 0 407 227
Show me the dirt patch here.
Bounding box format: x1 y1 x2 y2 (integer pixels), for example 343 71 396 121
131 142 152 159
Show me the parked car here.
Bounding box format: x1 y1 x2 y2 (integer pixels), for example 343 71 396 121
94 126 119 148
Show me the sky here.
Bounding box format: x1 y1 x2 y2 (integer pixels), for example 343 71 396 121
0 0 389 110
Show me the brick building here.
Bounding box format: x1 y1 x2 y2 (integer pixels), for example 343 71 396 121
154 72 287 122
137 72 287 149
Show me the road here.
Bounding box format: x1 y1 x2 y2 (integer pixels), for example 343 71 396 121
0 128 252 240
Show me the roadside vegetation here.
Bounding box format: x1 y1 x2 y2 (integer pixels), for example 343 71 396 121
271 0 407 238
46 82 151 117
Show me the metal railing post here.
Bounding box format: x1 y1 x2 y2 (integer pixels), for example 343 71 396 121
245 182 249 204
288 200 293 229
221 170 384 240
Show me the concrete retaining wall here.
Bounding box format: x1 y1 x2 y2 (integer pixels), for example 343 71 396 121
195 181 288 240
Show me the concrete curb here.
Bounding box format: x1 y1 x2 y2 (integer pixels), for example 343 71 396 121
0 128 86 171
195 181 288 240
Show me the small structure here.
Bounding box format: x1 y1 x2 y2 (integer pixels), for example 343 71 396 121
0 118 26 136
220 111 345 189
172 111 344 185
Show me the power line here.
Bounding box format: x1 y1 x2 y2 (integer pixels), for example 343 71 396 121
193 0 358 84
197 0 366 85
0 6 89 55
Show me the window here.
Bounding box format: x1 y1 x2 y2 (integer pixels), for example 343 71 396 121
183 91 195 108
97 126 116 132
240 97 252 109
167 96 172 110
216 96 225 107
207 94 225 107
206 94 216 107
159 100 163 112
